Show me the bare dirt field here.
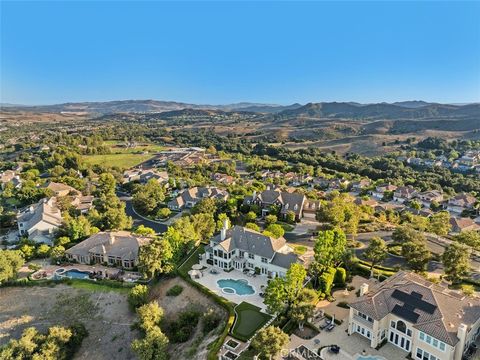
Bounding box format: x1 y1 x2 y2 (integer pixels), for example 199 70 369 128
149 276 228 360
0 284 138 360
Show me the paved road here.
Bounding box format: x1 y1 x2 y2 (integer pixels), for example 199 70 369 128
117 191 168 234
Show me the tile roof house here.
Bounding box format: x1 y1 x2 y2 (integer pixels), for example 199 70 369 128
65 231 152 269
447 193 477 215
393 186 418 204
351 179 372 193
122 169 169 185
43 181 81 197
204 222 302 277
17 198 63 244
167 186 229 210
370 184 398 200
0 170 22 189
417 190 444 209
243 186 308 221
449 217 480 234
348 271 480 360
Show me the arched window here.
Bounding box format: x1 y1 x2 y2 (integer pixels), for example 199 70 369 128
396 320 407 334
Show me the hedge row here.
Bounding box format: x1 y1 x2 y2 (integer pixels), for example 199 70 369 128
175 265 235 360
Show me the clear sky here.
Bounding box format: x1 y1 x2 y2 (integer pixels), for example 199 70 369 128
1 1 479 105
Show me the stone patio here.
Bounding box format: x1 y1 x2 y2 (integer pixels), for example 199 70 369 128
193 266 269 310
287 322 408 360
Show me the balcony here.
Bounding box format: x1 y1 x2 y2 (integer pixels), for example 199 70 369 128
353 314 374 327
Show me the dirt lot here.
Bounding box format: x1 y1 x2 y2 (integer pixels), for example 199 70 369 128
0 284 138 360
150 277 228 360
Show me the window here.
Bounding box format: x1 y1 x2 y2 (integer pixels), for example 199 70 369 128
358 311 373 323
391 321 396 329
248 253 254 259
239 251 244 258
261 257 268 263
418 332 445 352
396 321 407 334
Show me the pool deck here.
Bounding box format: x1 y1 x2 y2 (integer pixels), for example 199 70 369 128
193 267 269 311
286 322 407 360
31 264 124 281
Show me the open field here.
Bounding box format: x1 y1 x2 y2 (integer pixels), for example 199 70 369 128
150 276 228 360
82 153 155 169
0 284 138 360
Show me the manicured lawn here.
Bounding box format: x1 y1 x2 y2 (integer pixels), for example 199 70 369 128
278 222 295 232
293 244 308 255
68 279 133 294
231 302 272 341
82 153 154 169
178 245 205 277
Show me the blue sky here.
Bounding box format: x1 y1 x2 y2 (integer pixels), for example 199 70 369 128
1 1 479 105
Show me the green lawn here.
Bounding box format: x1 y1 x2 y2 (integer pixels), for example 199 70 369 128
68 279 133 294
231 302 272 341
292 245 308 255
82 153 154 169
278 222 295 232
177 245 205 277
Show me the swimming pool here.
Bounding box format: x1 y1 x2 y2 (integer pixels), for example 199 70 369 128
217 278 255 295
55 269 91 280
357 356 385 360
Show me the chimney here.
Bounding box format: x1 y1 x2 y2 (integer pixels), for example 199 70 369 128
29 206 34 213
220 218 229 241
266 185 270 191
359 283 369 297
252 190 257 201
454 323 468 360
108 233 115 245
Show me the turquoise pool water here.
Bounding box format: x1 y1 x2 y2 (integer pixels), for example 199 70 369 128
357 356 384 360
56 269 91 280
217 278 255 295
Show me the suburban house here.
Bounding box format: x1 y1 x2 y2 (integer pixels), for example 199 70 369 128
348 271 480 360
71 195 94 214
122 168 169 185
212 173 235 185
243 187 308 221
393 186 418 204
354 197 379 208
449 217 480 234
0 170 22 189
370 184 398 200
43 181 81 197
446 193 477 215
65 231 152 269
302 199 321 219
167 186 229 210
351 179 372 193
417 190 444 209
17 198 63 244
203 221 301 277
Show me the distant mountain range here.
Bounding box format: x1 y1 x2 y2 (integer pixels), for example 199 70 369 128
1 99 478 120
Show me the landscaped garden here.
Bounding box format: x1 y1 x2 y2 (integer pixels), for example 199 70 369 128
82 153 154 169
231 302 272 341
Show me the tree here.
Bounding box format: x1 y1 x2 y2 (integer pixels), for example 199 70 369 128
131 325 169 360
392 225 425 243
265 214 277 226
0 250 24 283
156 207 171 219
91 194 132 230
137 301 164 332
138 238 173 279
128 284 149 310
313 228 347 271
62 215 97 243
454 231 480 250
363 237 387 277
190 198 217 215
443 243 471 283
36 244 51 258
134 225 156 236
264 263 307 314
289 288 318 330
245 211 257 222
50 245 65 261
19 244 35 260
264 224 284 239
245 222 260 232
96 173 116 196
285 210 296 224
429 211 451 236
251 326 289 360
402 241 431 271
132 179 165 215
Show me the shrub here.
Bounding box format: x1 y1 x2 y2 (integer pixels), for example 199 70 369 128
128 284 149 310
166 284 184 296
202 309 222 335
164 309 201 343
337 301 349 309
319 267 336 295
334 267 346 285
461 284 475 297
